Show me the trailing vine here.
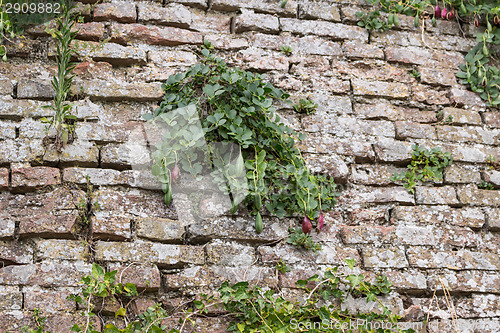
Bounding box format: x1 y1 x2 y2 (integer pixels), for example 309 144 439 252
357 0 500 108
41 0 78 151
144 42 337 233
22 261 416 333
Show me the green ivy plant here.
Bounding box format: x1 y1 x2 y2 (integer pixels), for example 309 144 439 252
478 180 495 190
20 261 415 333
144 42 338 234
357 0 500 108
41 0 78 151
390 144 453 193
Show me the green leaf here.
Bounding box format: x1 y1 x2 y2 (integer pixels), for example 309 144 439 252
115 307 126 318
345 259 356 270
92 263 104 278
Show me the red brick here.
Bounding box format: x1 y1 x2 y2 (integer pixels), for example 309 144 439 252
11 167 60 188
94 1 136 23
0 168 8 188
18 213 79 238
107 263 161 291
73 22 105 41
111 23 203 46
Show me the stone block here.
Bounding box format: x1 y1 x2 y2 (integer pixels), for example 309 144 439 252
138 2 192 28
0 168 8 188
280 18 368 41
17 79 55 100
415 186 459 205
94 1 136 23
444 164 482 184
362 247 408 268
206 239 255 266
457 184 500 206
11 166 60 189
94 241 204 266
350 164 404 186
23 286 76 312
441 107 482 126
136 217 186 242
0 262 92 287
111 23 203 46
395 121 436 139
0 286 22 310
0 241 33 264
107 263 161 291
235 9 279 33
35 239 88 261
92 213 132 240
352 79 410 99
407 248 500 270
299 2 340 22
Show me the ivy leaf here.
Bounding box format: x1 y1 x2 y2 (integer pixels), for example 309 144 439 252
344 259 356 270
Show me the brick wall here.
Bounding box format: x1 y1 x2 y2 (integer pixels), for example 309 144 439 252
0 0 499 331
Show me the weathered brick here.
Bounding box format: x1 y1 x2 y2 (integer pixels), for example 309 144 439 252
107 263 161 291
205 34 248 50
94 241 204 266
303 153 349 183
341 225 437 246
299 2 340 22
350 164 404 186
0 241 33 264
97 188 177 219
252 33 342 56
407 248 500 270
148 49 197 67
11 166 60 189
0 78 12 95
373 138 413 162
362 247 408 268
386 46 464 68
483 112 500 128
383 270 427 291
17 79 55 100
235 9 279 33
395 121 436 140
73 41 146 66
72 79 163 101
444 164 482 184
440 142 499 163
342 186 415 205
415 186 459 205
0 311 34 332
136 217 186 242
73 22 105 41
303 114 395 137
169 0 207 9
483 170 500 188
0 121 16 139
355 101 437 123
346 207 388 225
167 265 277 290
211 0 297 16
352 79 410 99
373 30 475 52
412 84 450 105
92 213 132 240
289 55 330 76
436 125 499 145
42 140 99 166
18 213 80 238
190 9 231 33
428 270 500 293
0 262 92 286
485 208 500 231
280 18 368 41
425 18 461 35
138 2 191 28
94 1 136 23
23 286 76 312
342 40 384 59
206 240 255 266
441 107 482 126
426 318 499 332
0 168 8 188
299 134 375 161
111 23 203 46
457 184 500 206
189 215 287 243
419 66 457 86
449 87 485 109
0 286 22 310
35 239 87 261
332 59 413 83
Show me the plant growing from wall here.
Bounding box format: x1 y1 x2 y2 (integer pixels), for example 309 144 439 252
390 144 452 193
41 0 78 151
357 0 500 108
21 261 415 333
144 42 338 234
